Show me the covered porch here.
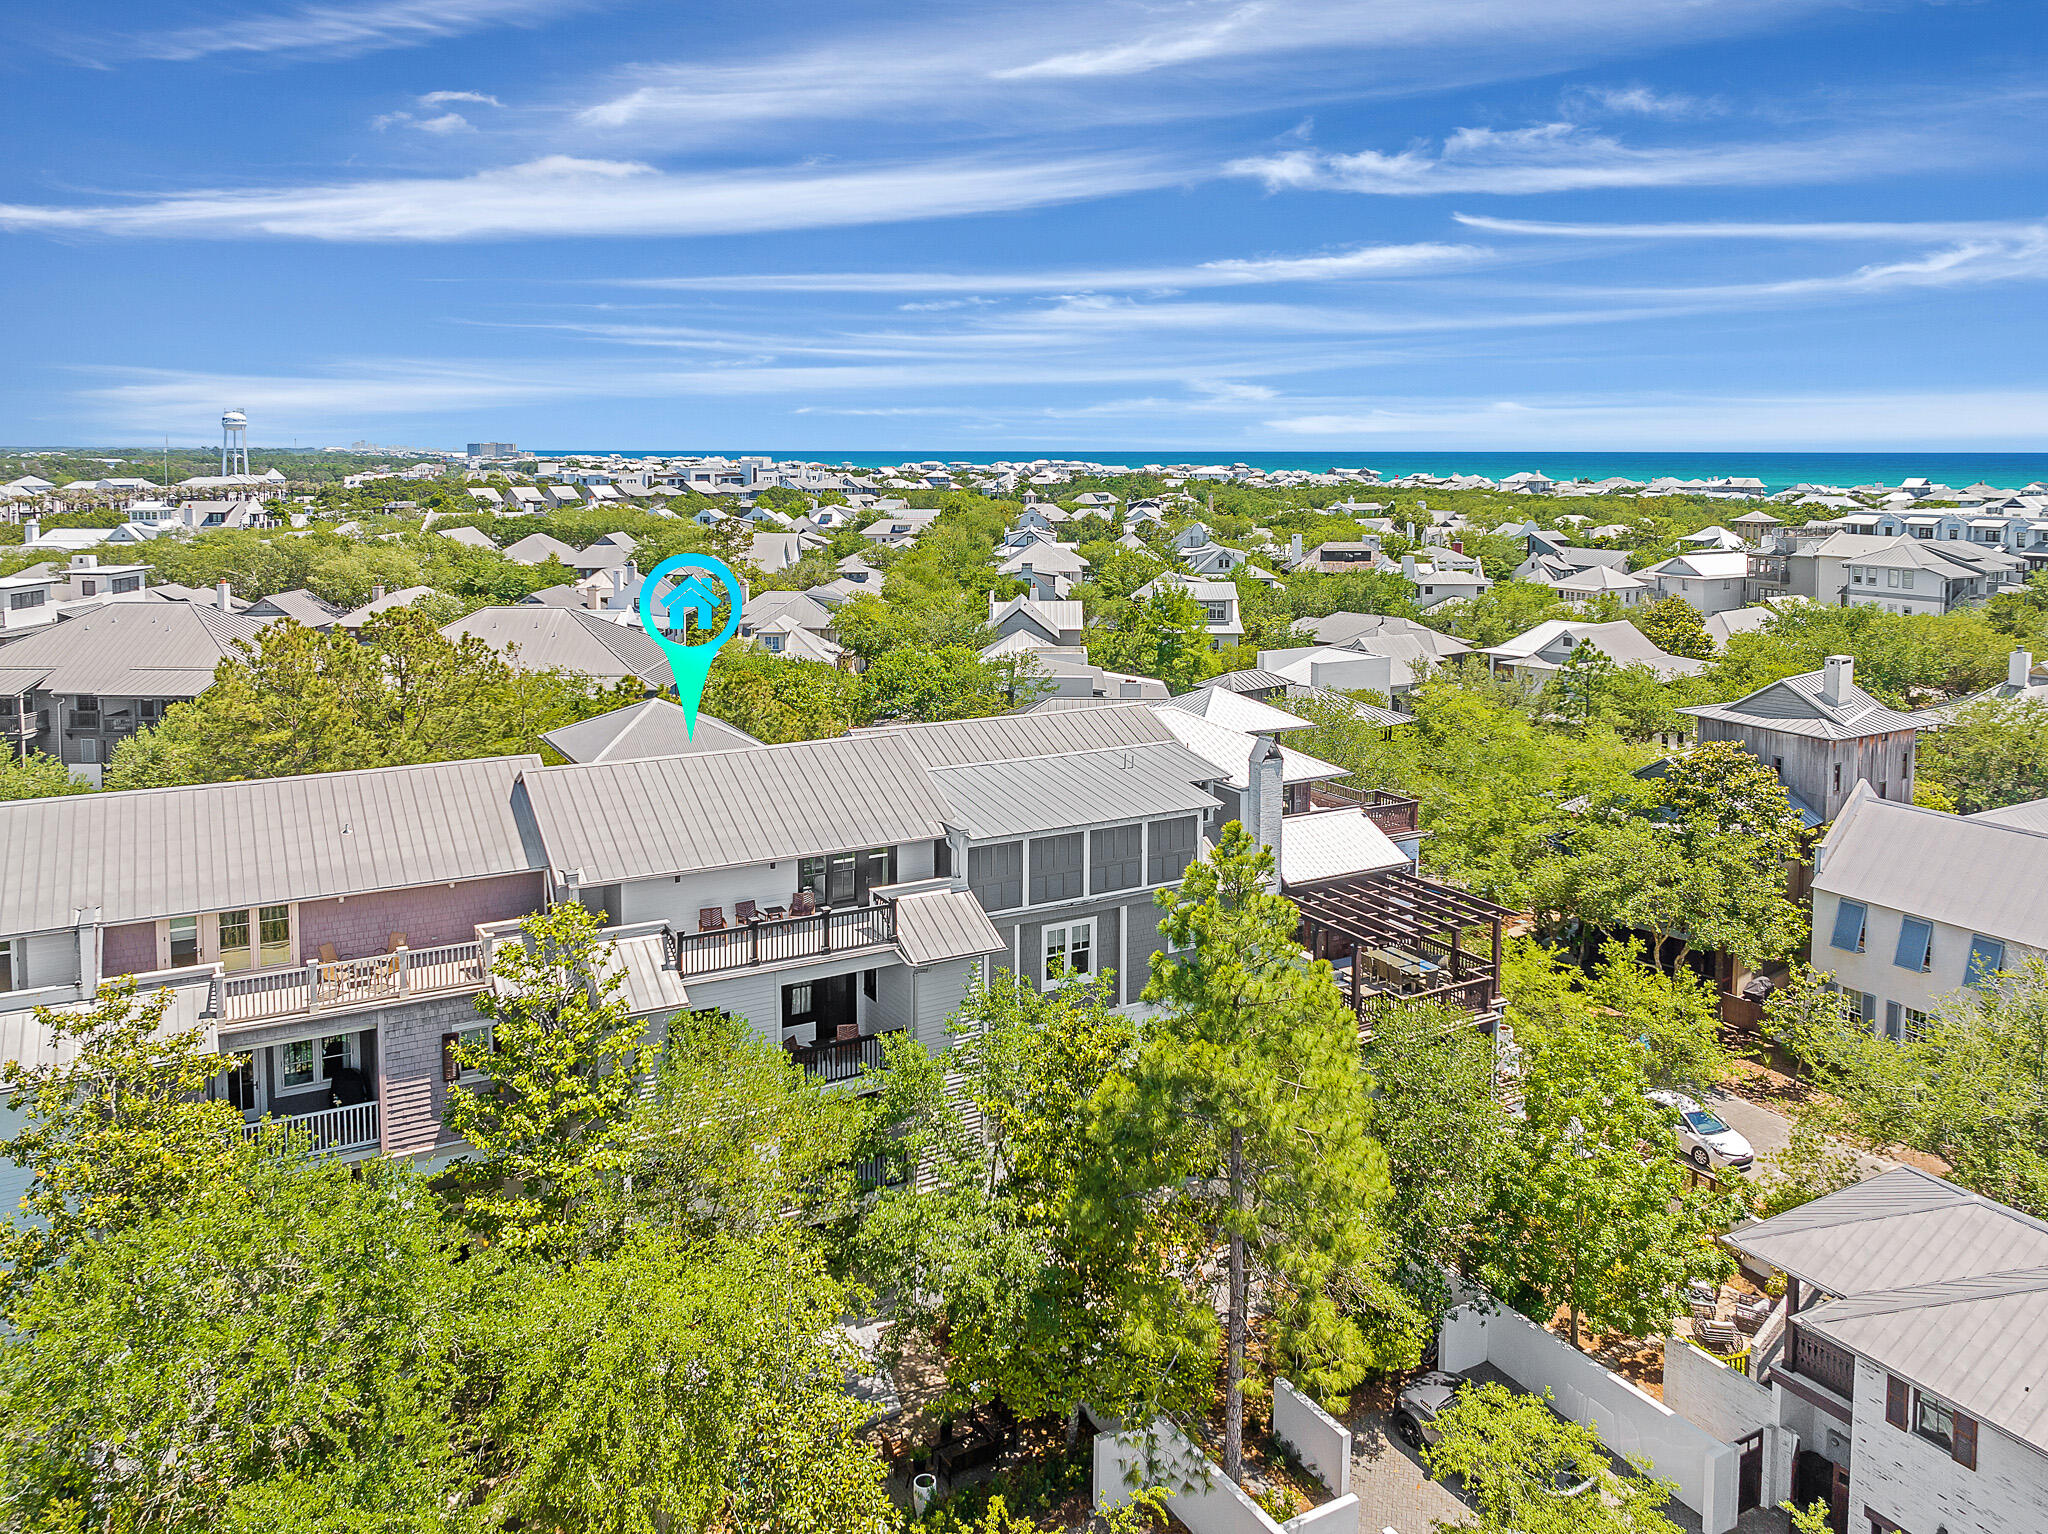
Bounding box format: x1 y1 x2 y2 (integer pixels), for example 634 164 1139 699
1293 867 1513 1032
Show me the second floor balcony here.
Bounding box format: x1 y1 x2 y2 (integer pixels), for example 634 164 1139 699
673 901 897 978
220 940 488 1026
1296 781 1422 839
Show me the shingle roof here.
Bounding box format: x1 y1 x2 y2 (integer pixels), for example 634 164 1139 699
0 756 545 935
1814 782 2048 951
927 743 1221 840
519 733 950 882
441 606 669 687
892 888 1005 966
0 602 269 699
540 698 761 764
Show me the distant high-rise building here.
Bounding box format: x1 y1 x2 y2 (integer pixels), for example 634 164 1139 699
467 442 520 461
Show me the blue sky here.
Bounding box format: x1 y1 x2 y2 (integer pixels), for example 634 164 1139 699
3 0 2045 451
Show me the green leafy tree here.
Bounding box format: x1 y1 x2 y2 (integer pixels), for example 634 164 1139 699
0 980 245 1297
855 643 1042 725
0 752 93 801
1631 596 1714 661
1750 1122 1863 1221
1362 999 1513 1316
700 645 858 743
1421 1380 1682 1534
1434 581 1570 648
1107 823 1422 1482
1919 697 2048 813
478 1227 893 1533
0 1152 473 1530
444 902 646 1259
1657 742 1807 865
1087 585 1215 693
1481 998 1732 1348
1769 957 2048 1215
1552 640 1620 727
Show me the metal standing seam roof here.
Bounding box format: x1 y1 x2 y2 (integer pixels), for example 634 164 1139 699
518 732 951 883
927 743 1222 840
0 756 547 935
541 699 762 764
1277 809 1408 888
1150 705 1345 790
1814 784 2048 952
1164 686 1314 735
0 603 270 698
0 974 219 1069
501 533 579 564
892 888 1005 966
440 606 670 687
1798 1268 2048 1452
1726 1167 2048 1298
1680 668 1943 741
867 704 1178 769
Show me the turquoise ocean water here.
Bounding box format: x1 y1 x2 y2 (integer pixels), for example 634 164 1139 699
540 451 2048 496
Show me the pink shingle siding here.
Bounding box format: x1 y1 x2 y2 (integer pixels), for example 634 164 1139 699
296 872 543 963
100 920 159 980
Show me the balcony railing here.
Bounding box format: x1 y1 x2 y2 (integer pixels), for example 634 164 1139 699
1305 782 1421 837
790 1026 902 1085
239 1098 379 1155
674 904 896 979
1356 972 1500 1033
1785 1323 1856 1401
220 941 487 1025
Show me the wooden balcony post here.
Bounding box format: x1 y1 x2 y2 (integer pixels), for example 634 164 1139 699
395 947 410 997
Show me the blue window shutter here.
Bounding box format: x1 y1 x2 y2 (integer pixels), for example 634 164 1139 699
1830 900 1867 953
1885 1000 1902 1040
1967 935 2006 989
1860 992 1877 1026
1894 918 1933 972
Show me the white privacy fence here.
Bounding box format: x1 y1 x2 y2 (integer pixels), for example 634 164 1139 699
1093 1394 1360 1534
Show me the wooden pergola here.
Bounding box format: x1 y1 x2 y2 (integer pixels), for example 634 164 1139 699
1292 868 1514 1025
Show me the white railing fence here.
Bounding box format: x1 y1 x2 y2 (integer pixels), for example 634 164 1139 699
240 1099 379 1154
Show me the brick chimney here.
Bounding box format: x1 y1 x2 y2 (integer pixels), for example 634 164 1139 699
1820 654 1853 707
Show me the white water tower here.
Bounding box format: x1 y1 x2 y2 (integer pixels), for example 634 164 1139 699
220 409 249 476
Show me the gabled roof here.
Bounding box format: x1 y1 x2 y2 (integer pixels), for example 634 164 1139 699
1679 664 1940 741
1277 807 1408 887
0 602 270 699
1815 781 2048 950
441 606 669 687
245 588 342 627
335 586 440 628
1642 549 1750 579
519 733 950 882
1727 1166 2048 1298
928 743 1221 840
1164 685 1313 735
540 698 761 764
892 887 1005 966
869 704 1177 769
988 594 1084 639
501 532 579 565
1150 705 1343 791
0 756 545 934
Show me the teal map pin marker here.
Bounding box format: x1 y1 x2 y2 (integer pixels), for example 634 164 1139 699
637 554 745 737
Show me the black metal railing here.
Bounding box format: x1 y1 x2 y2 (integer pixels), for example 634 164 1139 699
790 1027 901 1085
673 903 896 977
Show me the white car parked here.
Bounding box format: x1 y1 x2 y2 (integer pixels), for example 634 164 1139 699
1647 1090 1754 1172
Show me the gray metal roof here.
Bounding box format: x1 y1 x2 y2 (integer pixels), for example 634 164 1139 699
334 586 440 628
441 606 670 687
893 888 1004 966
0 756 546 934
0 602 270 699
1970 796 2048 835
1680 666 1941 740
1799 1267 2048 1451
541 698 761 764
0 972 220 1070
868 704 1177 769
501 533 579 565
1726 1167 2048 1298
246 589 342 627
1815 783 2048 951
519 733 951 882
928 743 1221 840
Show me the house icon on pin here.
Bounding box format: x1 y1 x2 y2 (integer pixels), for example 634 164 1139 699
655 569 729 640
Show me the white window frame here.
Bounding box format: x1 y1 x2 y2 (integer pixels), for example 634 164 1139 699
1043 918 1095 988
279 1038 318 1090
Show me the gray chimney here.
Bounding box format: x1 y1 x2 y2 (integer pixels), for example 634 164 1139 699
2011 649 2034 691
1245 735 1285 855
1821 654 1853 707
1118 679 1143 698
215 579 231 611
371 584 386 602
1289 533 1303 559
23 518 39 545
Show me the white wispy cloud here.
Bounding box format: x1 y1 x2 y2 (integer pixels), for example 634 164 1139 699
613 242 1491 295
128 0 597 62
420 91 503 107
1227 122 1927 195
0 152 1175 242
1453 213 2041 241
373 110 476 133
1565 84 1722 118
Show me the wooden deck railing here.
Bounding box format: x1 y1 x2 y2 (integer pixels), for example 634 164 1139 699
1786 1323 1856 1400
1356 972 1500 1033
220 941 486 1025
1306 782 1421 837
674 904 896 978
